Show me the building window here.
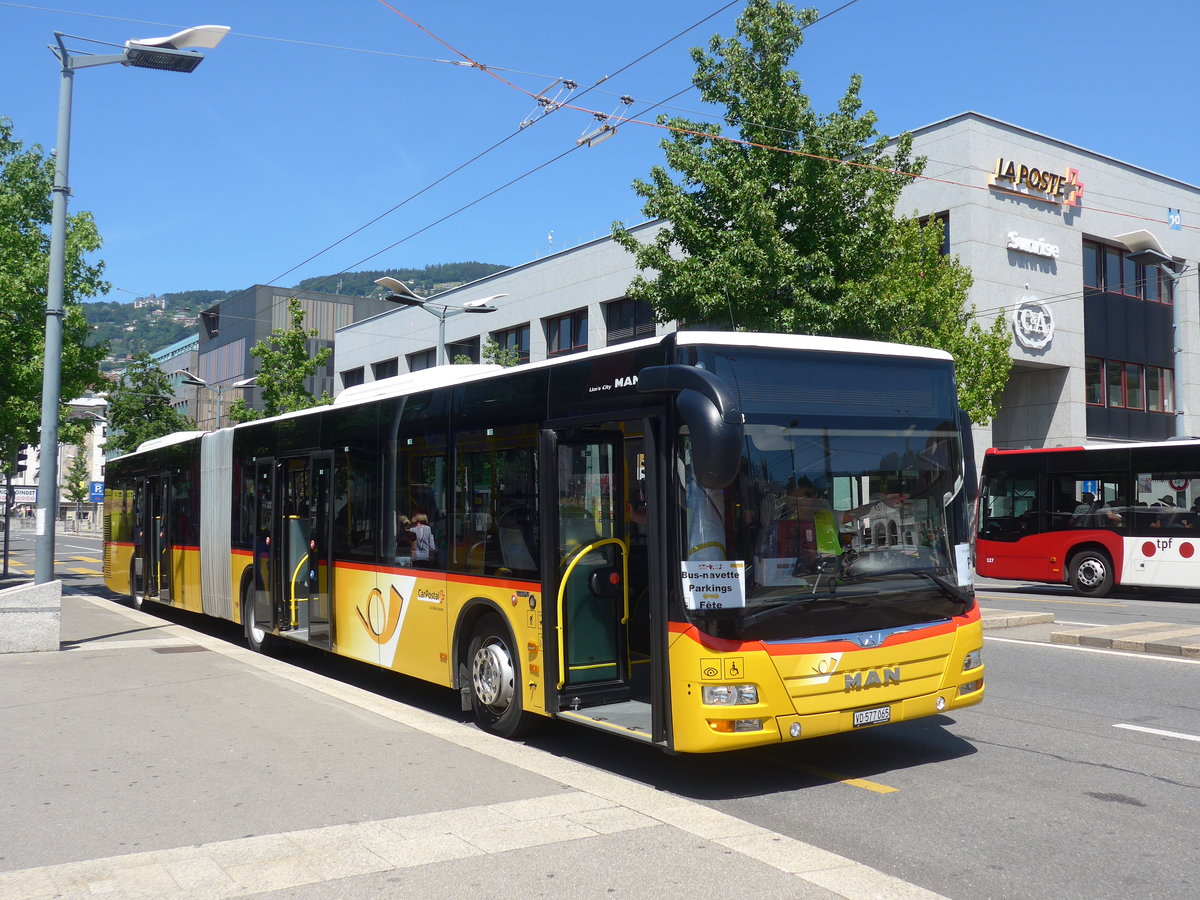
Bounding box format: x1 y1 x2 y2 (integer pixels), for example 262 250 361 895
492 324 530 363
605 297 657 345
1084 239 1174 303
1083 241 1100 289
341 367 365 389
1085 357 1104 405
372 358 399 380
546 309 588 357
919 211 950 256
200 309 219 338
408 348 436 371
1147 366 1174 413
446 336 480 364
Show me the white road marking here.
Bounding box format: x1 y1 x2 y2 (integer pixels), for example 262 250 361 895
1114 724 1200 743
984 634 1200 664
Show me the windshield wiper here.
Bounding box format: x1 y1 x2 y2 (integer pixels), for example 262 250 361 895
840 564 971 606
739 595 866 629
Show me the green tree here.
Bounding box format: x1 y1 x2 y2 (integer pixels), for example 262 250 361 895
611 1 1010 423
63 447 91 519
228 297 332 423
0 117 108 472
481 337 522 367
105 352 195 455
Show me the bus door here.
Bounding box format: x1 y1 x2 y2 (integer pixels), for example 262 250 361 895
146 476 171 601
278 457 314 636
550 433 631 707
252 459 277 632
307 453 334 647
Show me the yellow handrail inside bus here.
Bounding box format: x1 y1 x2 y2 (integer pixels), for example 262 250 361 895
556 537 629 690
286 516 306 628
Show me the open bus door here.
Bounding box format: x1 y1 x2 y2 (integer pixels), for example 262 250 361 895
252 459 277 635
546 425 661 744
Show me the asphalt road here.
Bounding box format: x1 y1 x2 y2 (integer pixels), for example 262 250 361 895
6 532 1198 899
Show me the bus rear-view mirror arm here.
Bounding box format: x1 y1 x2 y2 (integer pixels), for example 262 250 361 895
638 364 744 490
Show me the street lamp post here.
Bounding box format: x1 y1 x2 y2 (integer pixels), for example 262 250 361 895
373 277 506 366
35 25 228 585
174 371 257 430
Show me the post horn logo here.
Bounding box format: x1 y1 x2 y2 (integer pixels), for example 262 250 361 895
357 584 404 644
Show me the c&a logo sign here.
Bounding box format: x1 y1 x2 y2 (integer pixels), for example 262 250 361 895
991 157 1085 208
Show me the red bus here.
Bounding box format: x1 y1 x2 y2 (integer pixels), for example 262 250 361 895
977 440 1200 596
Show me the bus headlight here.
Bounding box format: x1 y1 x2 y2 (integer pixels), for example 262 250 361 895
963 650 982 671
701 684 759 706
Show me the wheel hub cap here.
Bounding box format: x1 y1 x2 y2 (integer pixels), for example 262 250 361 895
472 639 514 710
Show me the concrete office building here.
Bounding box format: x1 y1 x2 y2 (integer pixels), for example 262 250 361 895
334 112 1200 459
195 285 405 429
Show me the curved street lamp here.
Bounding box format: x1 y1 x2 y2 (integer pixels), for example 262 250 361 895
173 371 257 430
35 25 229 585
374 277 507 366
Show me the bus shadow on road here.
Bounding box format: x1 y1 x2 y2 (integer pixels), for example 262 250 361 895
93 591 978 800
523 715 978 801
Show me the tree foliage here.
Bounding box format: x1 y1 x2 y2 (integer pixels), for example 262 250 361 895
228 297 332 423
0 118 108 472
481 337 522 367
63 448 91 511
105 352 194 455
611 0 1010 423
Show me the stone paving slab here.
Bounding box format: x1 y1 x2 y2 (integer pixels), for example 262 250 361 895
1051 620 1200 657
980 608 1056 629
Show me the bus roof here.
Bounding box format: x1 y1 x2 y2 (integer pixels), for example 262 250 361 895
334 331 953 409
134 430 206 454
674 331 953 361
986 437 1200 456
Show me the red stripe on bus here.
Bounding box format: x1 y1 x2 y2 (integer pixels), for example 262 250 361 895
669 606 978 655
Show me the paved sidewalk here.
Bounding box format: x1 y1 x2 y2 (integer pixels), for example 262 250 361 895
0 591 947 900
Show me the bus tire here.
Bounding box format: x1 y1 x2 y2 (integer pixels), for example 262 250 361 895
1069 549 1113 597
467 615 538 739
129 559 146 611
242 591 277 655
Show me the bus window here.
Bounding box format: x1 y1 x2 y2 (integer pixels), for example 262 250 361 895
1133 471 1200 533
332 448 379 562
979 475 1038 541
392 434 448 569
452 425 539 577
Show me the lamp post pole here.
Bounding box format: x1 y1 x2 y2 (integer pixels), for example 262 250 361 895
33 46 75 583
34 27 228 585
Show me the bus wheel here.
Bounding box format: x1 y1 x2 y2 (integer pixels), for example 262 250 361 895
242 593 276 655
467 616 537 739
129 560 146 611
1069 550 1113 597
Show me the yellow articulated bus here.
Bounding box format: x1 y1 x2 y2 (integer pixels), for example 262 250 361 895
103 332 984 753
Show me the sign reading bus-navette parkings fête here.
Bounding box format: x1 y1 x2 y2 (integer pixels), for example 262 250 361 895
679 560 746 610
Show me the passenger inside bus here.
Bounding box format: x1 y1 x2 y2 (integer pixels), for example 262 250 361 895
1070 492 1096 527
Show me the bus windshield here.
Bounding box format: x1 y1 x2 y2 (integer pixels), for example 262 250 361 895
677 347 971 642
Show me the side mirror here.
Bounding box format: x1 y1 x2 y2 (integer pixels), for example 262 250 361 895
958 407 977 503
638 364 743 489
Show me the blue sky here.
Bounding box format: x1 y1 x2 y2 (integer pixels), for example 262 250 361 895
2 0 1197 301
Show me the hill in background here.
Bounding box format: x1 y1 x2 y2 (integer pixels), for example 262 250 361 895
85 261 508 371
